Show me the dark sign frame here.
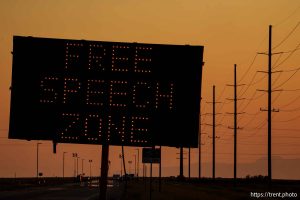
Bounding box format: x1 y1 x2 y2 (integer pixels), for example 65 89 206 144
142 148 161 163
9 36 204 148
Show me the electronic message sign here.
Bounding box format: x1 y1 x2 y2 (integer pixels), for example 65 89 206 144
9 36 203 147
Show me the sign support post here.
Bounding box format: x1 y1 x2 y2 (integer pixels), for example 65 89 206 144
159 146 162 192
99 144 109 200
149 146 154 200
179 147 184 179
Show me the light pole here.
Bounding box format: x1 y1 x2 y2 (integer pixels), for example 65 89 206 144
72 153 78 177
63 152 67 178
37 142 42 179
89 160 92 178
77 156 80 176
108 160 111 176
128 161 132 174
82 158 84 176
135 148 140 177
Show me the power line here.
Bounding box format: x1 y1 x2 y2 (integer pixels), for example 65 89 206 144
238 54 259 83
238 91 266 120
273 90 283 104
281 67 300 72
239 72 258 97
273 53 283 66
274 3 300 27
242 111 261 116
281 106 300 112
273 42 300 69
279 94 300 108
272 128 300 132
238 33 269 84
272 71 282 85
273 114 300 123
216 85 228 101
274 66 300 89
240 112 263 128
281 88 300 91
272 22 300 50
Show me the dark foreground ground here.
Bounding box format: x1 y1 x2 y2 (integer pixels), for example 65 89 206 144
123 178 300 200
0 178 299 200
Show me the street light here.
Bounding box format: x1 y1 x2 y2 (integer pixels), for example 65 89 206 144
72 153 78 177
81 158 84 175
128 160 132 174
63 152 67 178
88 160 92 178
37 142 42 179
76 156 80 176
119 154 123 176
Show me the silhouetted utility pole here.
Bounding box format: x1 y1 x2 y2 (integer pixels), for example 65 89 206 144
159 146 162 192
198 97 202 179
188 147 191 179
198 62 205 179
226 64 244 183
267 24 273 184
257 25 280 184
206 85 221 179
176 148 186 178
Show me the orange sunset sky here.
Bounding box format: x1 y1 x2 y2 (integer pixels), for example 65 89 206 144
0 0 300 179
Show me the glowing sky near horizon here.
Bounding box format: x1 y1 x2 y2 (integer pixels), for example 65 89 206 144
0 0 299 179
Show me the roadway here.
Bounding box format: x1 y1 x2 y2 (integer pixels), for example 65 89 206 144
0 180 123 200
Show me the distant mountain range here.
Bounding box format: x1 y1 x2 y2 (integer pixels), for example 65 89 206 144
159 156 300 180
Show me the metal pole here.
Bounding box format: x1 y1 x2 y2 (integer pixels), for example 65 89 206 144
37 143 38 179
37 143 41 179
268 25 272 183
199 62 204 179
143 163 145 179
73 153 77 177
234 64 237 182
179 147 183 178
119 154 123 177
129 161 132 174
199 98 202 179
159 146 162 192
188 147 191 179
135 148 140 177
100 144 110 200
138 149 140 177
76 156 79 177
74 156 76 177
213 85 215 180
82 159 84 175
121 145 127 187
150 146 154 200
134 155 137 177
89 160 92 178
63 152 67 178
